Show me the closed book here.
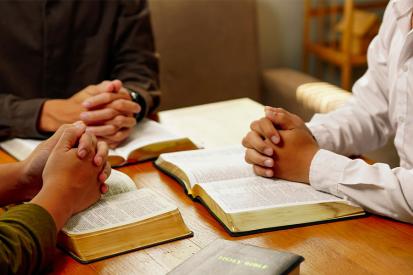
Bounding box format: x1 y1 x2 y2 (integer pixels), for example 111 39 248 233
168 239 304 275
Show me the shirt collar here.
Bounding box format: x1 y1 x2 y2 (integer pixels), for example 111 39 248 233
393 0 413 18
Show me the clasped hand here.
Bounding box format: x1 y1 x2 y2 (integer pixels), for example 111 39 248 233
28 122 111 230
242 107 319 183
40 80 140 148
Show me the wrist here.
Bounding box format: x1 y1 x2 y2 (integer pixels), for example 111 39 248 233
31 185 74 230
13 161 26 185
0 162 38 205
125 87 146 121
39 99 83 132
18 158 44 199
303 147 320 183
39 100 64 132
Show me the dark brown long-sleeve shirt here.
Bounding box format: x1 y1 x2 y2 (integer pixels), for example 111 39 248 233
0 0 159 139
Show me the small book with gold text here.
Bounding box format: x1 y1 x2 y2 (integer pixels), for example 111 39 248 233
168 239 304 275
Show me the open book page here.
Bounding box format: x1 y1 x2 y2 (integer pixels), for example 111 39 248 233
103 169 137 197
158 98 264 148
111 119 186 159
198 177 345 213
160 145 255 189
63 188 177 235
0 138 40 160
0 119 186 162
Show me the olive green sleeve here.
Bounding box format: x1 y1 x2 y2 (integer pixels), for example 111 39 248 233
0 203 57 275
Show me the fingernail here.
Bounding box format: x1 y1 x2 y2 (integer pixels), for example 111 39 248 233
264 159 274 167
78 149 87 159
80 112 88 120
74 121 85 128
264 148 273 156
266 110 275 117
101 184 108 194
95 156 102 166
271 135 280 144
265 170 274 177
82 100 92 108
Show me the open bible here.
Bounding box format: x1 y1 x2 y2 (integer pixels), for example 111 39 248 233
58 169 193 263
154 146 365 236
0 119 198 166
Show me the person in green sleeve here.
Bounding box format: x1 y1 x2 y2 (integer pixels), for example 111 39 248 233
0 122 111 274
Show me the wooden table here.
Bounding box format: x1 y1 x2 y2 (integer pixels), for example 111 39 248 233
1 98 413 274
1 150 412 275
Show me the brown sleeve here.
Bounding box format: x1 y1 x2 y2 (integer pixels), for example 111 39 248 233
0 94 48 139
0 203 57 275
110 0 160 118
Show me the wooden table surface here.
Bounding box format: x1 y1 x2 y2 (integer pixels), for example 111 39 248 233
1 149 412 275
2 99 413 274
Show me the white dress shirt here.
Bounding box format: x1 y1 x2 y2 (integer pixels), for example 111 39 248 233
307 0 413 223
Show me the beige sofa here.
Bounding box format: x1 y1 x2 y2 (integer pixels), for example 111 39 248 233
262 68 320 121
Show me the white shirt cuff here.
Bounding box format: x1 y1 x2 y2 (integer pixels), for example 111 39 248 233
309 149 352 197
307 123 335 152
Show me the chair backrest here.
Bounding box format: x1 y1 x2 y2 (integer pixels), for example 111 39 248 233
149 0 260 110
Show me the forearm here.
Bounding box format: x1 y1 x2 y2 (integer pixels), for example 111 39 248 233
308 94 392 156
31 188 73 231
308 29 392 156
0 163 29 206
309 149 413 223
111 0 160 117
0 204 56 274
39 99 83 133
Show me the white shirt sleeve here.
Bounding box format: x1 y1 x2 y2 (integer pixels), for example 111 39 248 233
307 6 394 157
310 149 413 224
306 5 413 223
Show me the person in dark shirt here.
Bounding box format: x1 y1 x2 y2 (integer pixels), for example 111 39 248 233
0 122 111 274
0 0 159 148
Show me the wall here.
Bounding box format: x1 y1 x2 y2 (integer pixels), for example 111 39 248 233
257 0 305 70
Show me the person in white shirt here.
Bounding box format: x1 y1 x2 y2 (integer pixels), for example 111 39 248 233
242 0 413 224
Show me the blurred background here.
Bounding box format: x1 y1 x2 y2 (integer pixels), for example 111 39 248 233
149 0 396 166
149 0 387 111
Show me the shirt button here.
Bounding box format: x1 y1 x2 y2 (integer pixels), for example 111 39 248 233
402 64 408 72
398 116 405 123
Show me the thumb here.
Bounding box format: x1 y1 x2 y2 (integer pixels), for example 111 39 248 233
54 122 86 152
40 124 71 150
265 108 296 130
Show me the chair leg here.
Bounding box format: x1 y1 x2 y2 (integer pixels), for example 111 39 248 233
341 64 352 90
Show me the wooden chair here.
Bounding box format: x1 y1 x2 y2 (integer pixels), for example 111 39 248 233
302 0 387 90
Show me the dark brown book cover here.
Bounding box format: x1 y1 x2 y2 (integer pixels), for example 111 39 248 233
168 239 304 275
